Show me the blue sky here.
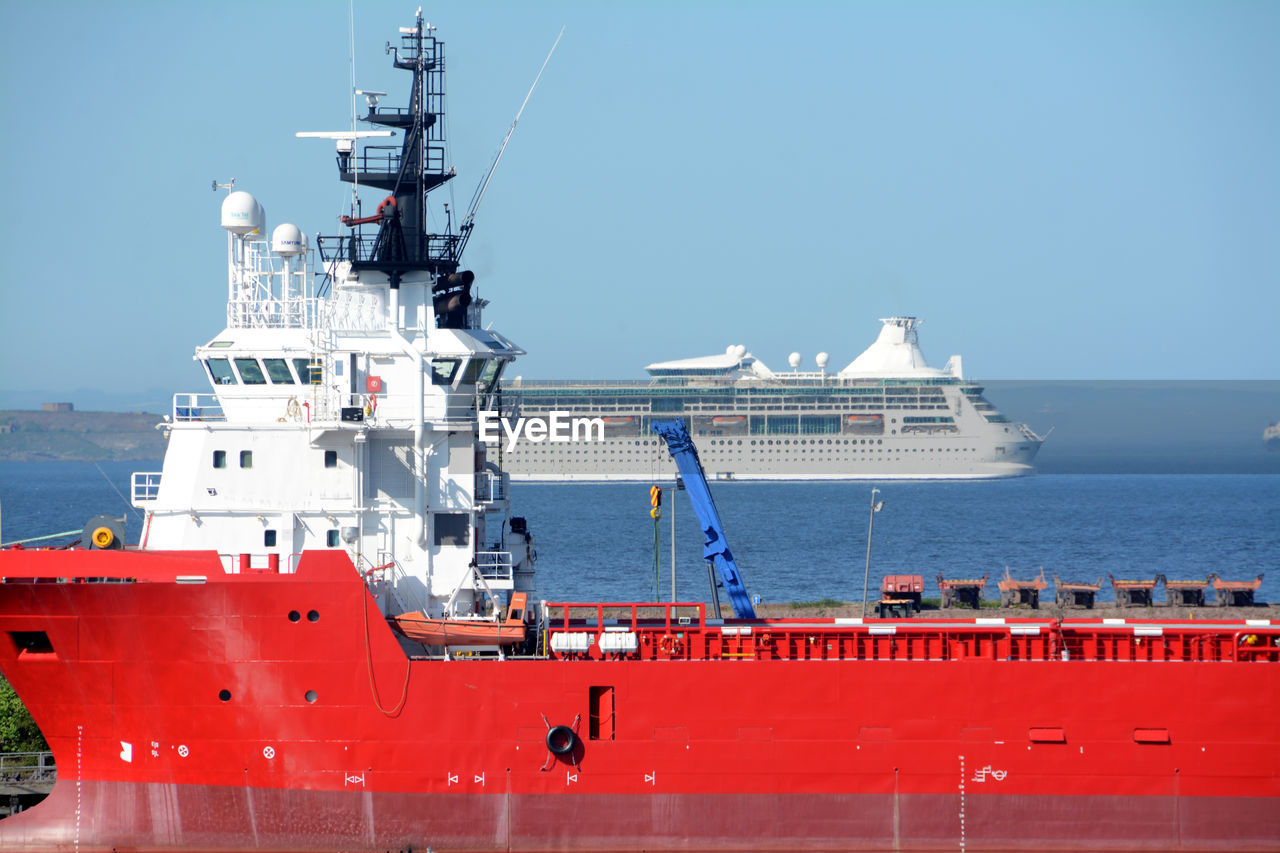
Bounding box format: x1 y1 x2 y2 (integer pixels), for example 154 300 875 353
1 0 1277 409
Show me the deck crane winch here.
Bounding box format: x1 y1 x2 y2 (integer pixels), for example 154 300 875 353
650 419 756 619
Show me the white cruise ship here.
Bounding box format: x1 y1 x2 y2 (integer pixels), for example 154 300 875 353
499 317 1044 481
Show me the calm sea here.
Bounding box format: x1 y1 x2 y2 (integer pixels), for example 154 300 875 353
1 461 1276 606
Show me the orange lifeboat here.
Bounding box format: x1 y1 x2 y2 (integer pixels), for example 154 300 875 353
711 416 746 424
393 592 528 646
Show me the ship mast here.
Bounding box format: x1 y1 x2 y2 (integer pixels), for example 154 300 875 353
315 10 474 327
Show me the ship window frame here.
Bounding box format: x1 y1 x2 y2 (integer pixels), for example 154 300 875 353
262 358 295 384
434 513 470 547
235 358 268 385
264 529 277 547
213 450 227 469
324 450 338 468
240 450 253 468
293 358 322 385
431 358 461 385
460 358 486 385
479 359 505 394
326 529 339 547
205 358 238 385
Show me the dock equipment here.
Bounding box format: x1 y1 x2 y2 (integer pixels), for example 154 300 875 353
876 574 923 618
937 573 988 609
1054 576 1101 609
1210 572 1265 607
1161 574 1210 607
1109 574 1159 608
998 567 1047 609
651 419 755 619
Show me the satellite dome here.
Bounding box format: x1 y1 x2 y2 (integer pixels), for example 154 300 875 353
788 352 801 369
725 345 735 356
221 191 265 235
816 352 829 369
272 223 305 257
733 345 747 360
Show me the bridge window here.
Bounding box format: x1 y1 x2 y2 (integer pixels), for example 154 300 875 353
479 359 504 393
293 358 322 384
205 358 237 385
459 358 486 385
431 358 460 385
235 359 267 385
263 358 294 384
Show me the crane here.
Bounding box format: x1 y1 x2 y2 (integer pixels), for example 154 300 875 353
650 419 756 619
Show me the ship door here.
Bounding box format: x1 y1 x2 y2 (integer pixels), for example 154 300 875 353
589 685 615 741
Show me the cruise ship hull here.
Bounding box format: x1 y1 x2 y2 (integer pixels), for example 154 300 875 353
1 550 1276 852
502 436 1040 482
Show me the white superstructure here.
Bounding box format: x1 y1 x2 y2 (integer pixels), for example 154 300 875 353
129 19 535 627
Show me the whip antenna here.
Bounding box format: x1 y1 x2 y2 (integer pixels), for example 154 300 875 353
457 26 564 255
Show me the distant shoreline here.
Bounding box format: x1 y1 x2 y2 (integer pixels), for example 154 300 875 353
0 410 165 462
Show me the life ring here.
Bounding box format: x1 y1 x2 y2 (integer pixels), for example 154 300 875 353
659 634 682 656
546 725 577 756
285 397 301 420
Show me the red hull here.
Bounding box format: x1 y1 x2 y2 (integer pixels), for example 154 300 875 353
1 549 1277 852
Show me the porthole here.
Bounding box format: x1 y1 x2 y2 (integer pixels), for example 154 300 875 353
305 690 318 704
288 610 301 623
219 689 231 702
307 610 320 623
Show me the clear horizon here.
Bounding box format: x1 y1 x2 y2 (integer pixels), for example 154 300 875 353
2 1 1277 394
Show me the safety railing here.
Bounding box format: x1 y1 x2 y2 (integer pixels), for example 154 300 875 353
475 471 507 504
541 613 1280 664
173 393 225 422
0 751 55 783
131 472 161 504
476 551 513 583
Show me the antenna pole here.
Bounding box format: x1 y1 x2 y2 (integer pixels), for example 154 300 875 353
458 27 564 252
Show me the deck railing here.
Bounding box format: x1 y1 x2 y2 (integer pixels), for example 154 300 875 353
131 472 161 504
541 611 1280 664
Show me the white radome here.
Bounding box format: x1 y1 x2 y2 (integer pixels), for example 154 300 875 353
271 223 306 257
220 191 265 235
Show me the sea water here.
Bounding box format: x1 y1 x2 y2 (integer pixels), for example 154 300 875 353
1 462 1276 606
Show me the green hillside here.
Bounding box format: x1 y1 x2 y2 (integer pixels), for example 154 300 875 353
0 410 166 461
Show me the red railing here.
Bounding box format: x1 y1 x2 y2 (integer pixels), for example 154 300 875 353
542 607 1280 664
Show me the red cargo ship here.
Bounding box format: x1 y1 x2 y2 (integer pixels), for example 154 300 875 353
1 12 1278 852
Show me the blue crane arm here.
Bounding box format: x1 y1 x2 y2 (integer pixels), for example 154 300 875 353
650 419 756 619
